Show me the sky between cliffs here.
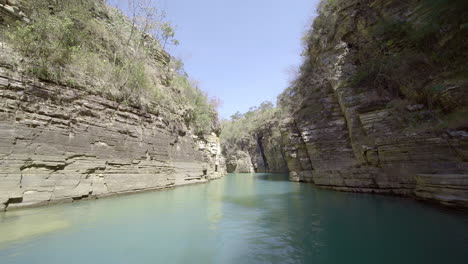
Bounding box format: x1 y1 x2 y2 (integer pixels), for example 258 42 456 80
111 0 320 119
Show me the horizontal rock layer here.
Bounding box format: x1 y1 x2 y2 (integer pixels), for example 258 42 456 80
0 69 226 211
224 121 289 174
277 0 468 208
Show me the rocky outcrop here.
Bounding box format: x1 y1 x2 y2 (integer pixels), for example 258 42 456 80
226 151 255 173
0 68 226 211
276 0 468 207
224 121 289 174
0 0 29 26
252 122 289 173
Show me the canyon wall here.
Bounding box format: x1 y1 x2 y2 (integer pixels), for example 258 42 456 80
224 0 468 208
0 68 226 211
279 0 468 207
0 1 227 211
224 121 289 174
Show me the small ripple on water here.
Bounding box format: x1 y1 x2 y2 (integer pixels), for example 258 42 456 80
1 173 468 264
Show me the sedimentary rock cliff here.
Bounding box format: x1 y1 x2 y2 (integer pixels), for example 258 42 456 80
0 68 226 211
226 151 255 173
223 120 289 174
224 0 468 207
0 0 226 211
279 0 468 207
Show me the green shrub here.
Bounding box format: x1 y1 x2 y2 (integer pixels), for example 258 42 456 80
373 19 411 42
3 0 218 135
169 75 218 135
348 53 435 100
221 101 282 148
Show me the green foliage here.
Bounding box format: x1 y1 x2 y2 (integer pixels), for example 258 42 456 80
6 2 87 80
373 19 410 42
3 0 217 134
221 101 281 148
369 0 468 53
348 0 467 104
276 0 467 138
386 99 468 132
410 0 467 48
435 108 468 130
415 0 468 24
349 53 434 100
172 75 219 135
4 0 179 88
326 0 338 10
6 1 108 81
118 61 151 100
276 87 296 115
160 22 179 49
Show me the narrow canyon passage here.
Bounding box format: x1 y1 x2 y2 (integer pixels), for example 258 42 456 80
0 0 467 262
1 173 467 264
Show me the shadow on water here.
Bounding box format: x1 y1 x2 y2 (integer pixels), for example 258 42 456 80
255 173 290 182
221 173 468 264
0 173 467 264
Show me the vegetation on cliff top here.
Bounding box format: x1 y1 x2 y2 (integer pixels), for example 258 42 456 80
0 0 218 135
222 0 468 151
220 101 284 153
280 0 468 131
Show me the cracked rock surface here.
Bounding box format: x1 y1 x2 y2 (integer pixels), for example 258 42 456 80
224 0 468 208
277 0 468 208
0 69 226 211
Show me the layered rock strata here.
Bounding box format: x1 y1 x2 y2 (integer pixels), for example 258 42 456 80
278 0 468 207
224 122 289 174
0 69 226 211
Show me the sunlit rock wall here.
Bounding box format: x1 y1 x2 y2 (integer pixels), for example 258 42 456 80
0 69 226 211
224 121 289 174
279 0 468 207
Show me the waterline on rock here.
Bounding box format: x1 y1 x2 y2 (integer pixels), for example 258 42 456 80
0 173 467 264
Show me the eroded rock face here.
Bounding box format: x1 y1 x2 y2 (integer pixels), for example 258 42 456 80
223 121 289 174
253 123 289 173
226 151 254 173
0 0 29 25
277 0 468 207
0 69 226 211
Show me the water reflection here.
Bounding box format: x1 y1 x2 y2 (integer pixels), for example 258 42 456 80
0 173 467 264
0 213 70 247
256 173 290 182
218 174 326 263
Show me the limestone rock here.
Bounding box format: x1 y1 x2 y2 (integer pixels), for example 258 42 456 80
0 68 226 211
273 0 468 208
226 151 255 173
223 120 289 174
414 174 468 207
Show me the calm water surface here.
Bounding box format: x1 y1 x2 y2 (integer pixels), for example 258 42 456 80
1 173 467 264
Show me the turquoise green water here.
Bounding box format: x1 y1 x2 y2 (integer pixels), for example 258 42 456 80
0 173 467 264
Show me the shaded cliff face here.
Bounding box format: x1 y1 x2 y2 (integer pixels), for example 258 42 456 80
221 0 468 207
223 121 289 174
0 68 226 211
226 150 255 173
278 0 468 207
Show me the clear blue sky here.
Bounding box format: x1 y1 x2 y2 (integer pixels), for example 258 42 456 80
112 0 320 119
